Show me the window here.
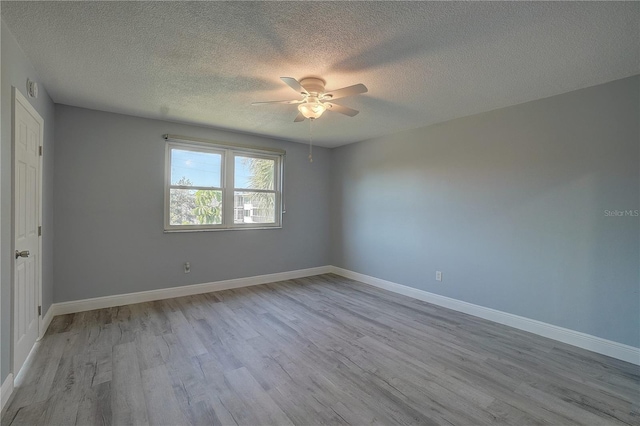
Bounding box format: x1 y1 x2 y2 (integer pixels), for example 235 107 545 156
165 140 283 231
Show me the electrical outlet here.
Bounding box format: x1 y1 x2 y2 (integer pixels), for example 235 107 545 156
184 262 191 274
436 271 442 281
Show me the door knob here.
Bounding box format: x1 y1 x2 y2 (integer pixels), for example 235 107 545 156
15 250 29 259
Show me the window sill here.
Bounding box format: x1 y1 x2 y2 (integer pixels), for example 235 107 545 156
164 225 282 233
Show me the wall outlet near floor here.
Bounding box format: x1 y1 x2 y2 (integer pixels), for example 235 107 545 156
184 262 191 274
436 270 442 281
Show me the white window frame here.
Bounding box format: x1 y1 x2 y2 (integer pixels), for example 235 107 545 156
164 139 284 232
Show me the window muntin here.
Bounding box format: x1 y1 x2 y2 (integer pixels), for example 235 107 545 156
165 142 282 231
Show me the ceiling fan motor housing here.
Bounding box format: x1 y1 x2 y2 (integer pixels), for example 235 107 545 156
299 77 326 95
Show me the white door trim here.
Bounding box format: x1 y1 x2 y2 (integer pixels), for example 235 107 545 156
12 87 44 376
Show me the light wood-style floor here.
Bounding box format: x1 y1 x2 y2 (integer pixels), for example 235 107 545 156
2 274 638 425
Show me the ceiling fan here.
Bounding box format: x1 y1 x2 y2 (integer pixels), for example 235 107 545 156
252 77 368 121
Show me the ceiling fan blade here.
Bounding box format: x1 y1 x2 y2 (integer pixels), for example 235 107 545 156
324 102 359 117
294 112 306 122
251 100 302 105
281 77 309 95
323 84 368 100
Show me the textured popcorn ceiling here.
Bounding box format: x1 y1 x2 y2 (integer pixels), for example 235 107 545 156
2 1 638 147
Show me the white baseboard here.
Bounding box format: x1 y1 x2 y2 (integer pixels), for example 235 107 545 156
3 310 51 414
1 373 14 413
330 266 640 366
39 305 55 340
50 266 332 317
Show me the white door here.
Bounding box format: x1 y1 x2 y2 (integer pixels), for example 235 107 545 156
13 88 43 376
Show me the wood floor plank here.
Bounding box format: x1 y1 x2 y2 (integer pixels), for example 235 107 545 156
38 389 80 426
515 382 630 426
1 398 48 426
485 399 547 426
165 355 212 408
111 342 149 426
3 274 638 426
224 367 294 426
75 381 111 426
485 356 637 424
141 365 189 426
167 353 239 425
223 337 293 391
202 369 264 426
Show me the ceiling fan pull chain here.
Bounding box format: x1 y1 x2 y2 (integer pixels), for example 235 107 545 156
308 118 313 163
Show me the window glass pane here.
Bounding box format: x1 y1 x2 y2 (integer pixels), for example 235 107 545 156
171 149 221 187
234 156 274 190
234 192 275 224
170 189 222 225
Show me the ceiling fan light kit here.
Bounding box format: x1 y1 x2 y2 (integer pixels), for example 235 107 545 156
298 97 326 119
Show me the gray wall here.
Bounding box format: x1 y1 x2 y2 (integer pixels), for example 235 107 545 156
331 76 640 348
54 105 331 302
1 19 56 383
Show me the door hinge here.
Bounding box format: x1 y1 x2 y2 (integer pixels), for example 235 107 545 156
39 146 43 156
38 226 42 236
38 305 42 316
